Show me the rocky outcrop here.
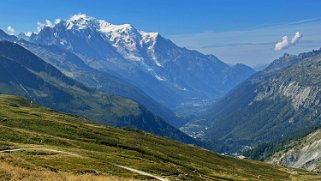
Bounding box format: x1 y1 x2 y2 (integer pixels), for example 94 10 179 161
270 130 321 172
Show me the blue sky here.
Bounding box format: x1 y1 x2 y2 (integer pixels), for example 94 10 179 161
1 0 321 66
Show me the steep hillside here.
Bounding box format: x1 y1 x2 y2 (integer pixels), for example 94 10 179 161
0 29 181 127
269 128 321 172
20 40 182 127
186 49 321 153
0 94 319 180
27 14 255 115
0 40 195 144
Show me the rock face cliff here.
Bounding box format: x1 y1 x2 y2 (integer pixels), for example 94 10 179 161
270 129 321 172
184 49 321 152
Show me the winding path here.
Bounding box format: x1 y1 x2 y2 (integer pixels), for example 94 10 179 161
0 148 169 181
0 148 82 157
115 164 169 181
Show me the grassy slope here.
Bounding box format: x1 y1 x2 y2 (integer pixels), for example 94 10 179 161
0 95 320 180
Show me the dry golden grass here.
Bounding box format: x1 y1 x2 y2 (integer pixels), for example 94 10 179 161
0 156 137 181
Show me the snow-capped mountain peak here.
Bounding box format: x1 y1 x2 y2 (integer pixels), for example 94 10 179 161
27 13 162 66
42 13 160 62
68 13 93 22
66 13 97 30
63 13 159 44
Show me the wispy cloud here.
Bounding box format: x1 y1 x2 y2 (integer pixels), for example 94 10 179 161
201 42 273 49
167 18 320 66
6 26 15 35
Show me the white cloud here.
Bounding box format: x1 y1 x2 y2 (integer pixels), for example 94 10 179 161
274 36 289 51
291 31 302 44
274 32 302 51
6 26 15 35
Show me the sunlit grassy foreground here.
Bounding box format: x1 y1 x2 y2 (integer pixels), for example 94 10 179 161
0 94 320 180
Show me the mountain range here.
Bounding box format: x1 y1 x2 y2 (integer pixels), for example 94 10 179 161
183 48 321 153
0 40 197 145
3 14 320 158
0 14 254 151
25 14 255 118
0 28 181 128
